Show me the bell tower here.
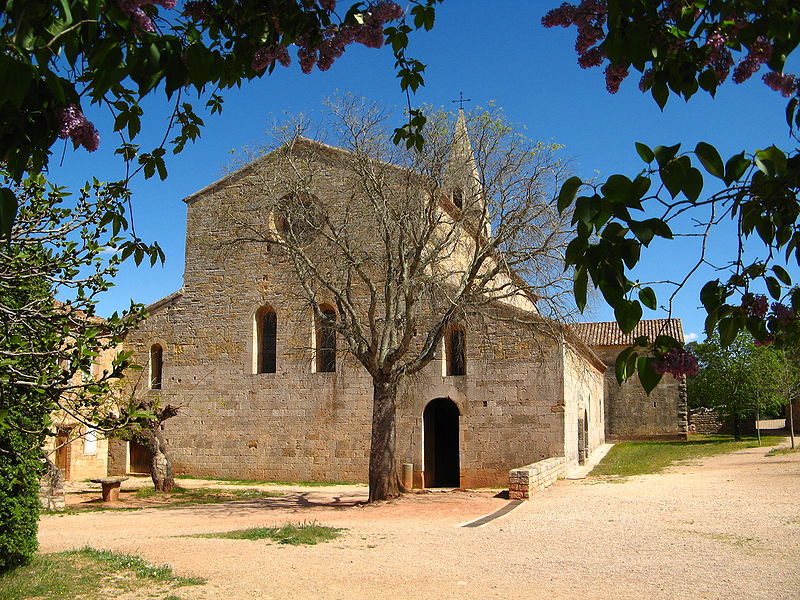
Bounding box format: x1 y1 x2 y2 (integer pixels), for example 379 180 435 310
444 102 489 237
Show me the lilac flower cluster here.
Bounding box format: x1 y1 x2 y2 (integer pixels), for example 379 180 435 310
763 72 799 98
289 1 403 74
543 1 799 101
770 302 795 326
184 0 212 21
732 36 772 84
251 45 291 72
604 63 628 94
543 2 608 63
115 0 176 35
703 30 734 84
652 347 699 378
57 105 100 152
319 0 337 12
742 293 768 319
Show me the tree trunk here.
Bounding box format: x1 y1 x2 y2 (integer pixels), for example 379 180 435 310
733 415 741 441
368 377 402 502
144 428 175 492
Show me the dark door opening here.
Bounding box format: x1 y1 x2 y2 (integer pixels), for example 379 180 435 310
129 441 152 474
423 397 460 487
55 429 72 479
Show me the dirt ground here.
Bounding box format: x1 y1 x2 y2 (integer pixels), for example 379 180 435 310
40 444 800 600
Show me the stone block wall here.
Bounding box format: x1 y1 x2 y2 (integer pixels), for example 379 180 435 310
592 345 687 439
508 456 566 499
688 407 726 434
122 141 605 489
562 343 605 466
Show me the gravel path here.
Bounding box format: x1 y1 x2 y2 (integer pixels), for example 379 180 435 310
39 443 800 600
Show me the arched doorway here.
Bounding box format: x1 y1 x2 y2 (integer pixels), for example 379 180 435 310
423 397 460 487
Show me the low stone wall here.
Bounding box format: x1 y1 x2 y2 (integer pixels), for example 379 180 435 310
39 460 65 511
508 457 566 500
688 407 726 434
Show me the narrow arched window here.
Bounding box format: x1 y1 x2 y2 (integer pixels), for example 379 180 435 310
446 327 466 376
316 306 336 373
150 344 163 390
452 187 463 209
255 306 277 374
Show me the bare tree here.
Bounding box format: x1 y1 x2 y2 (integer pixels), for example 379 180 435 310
231 98 574 500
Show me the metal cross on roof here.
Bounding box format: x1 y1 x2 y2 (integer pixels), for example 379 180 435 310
451 92 472 110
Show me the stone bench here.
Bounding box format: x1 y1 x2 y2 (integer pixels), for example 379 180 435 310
90 476 128 502
508 457 567 500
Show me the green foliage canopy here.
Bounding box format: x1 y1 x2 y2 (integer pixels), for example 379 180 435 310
0 0 441 241
546 0 800 390
689 332 786 434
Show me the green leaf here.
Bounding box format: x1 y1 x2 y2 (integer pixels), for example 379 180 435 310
683 166 703 201
694 142 724 179
637 356 662 395
601 174 632 204
615 347 635 384
724 152 750 185
700 280 723 311
574 266 588 312
766 276 781 300
557 176 583 213
638 286 657 310
614 299 643 335
718 317 738 348
635 142 655 163
771 265 792 286
0 188 18 239
653 143 681 167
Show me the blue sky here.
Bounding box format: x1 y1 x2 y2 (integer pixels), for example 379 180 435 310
47 1 798 342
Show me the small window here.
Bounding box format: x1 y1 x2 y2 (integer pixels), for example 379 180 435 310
150 344 163 390
316 306 336 373
452 187 463 209
84 429 97 455
446 327 466 376
255 306 277 374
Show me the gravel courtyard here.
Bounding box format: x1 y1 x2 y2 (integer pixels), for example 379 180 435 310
39 443 800 600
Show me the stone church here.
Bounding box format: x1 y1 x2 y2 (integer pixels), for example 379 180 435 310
117 112 683 489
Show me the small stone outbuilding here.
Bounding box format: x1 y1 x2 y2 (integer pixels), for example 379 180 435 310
572 319 689 440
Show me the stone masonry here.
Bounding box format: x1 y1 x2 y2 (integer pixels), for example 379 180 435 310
508 457 567 499
124 133 607 488
572 320 689 440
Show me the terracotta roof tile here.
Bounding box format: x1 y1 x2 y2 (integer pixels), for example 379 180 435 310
570 319 685 347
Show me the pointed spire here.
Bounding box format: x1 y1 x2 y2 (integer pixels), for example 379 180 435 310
445 109 490 236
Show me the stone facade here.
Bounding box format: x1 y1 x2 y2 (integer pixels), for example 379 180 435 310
572 320 689 440
123 134 607 489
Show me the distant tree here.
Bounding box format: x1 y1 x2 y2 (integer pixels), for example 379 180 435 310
689 331 784 440
545 1 800 389
232 98 574 501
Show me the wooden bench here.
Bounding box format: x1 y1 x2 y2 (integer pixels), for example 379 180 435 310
90 476 128 502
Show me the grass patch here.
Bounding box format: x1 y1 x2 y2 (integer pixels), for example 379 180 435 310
590 435 786 478
197 522 344 545
0 547 203 600
765 447 799 457
132 486 282 505
175 475 361 487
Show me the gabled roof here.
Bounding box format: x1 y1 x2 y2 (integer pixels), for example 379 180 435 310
145 289 183 314
571 318 685 347
182 136 416 205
